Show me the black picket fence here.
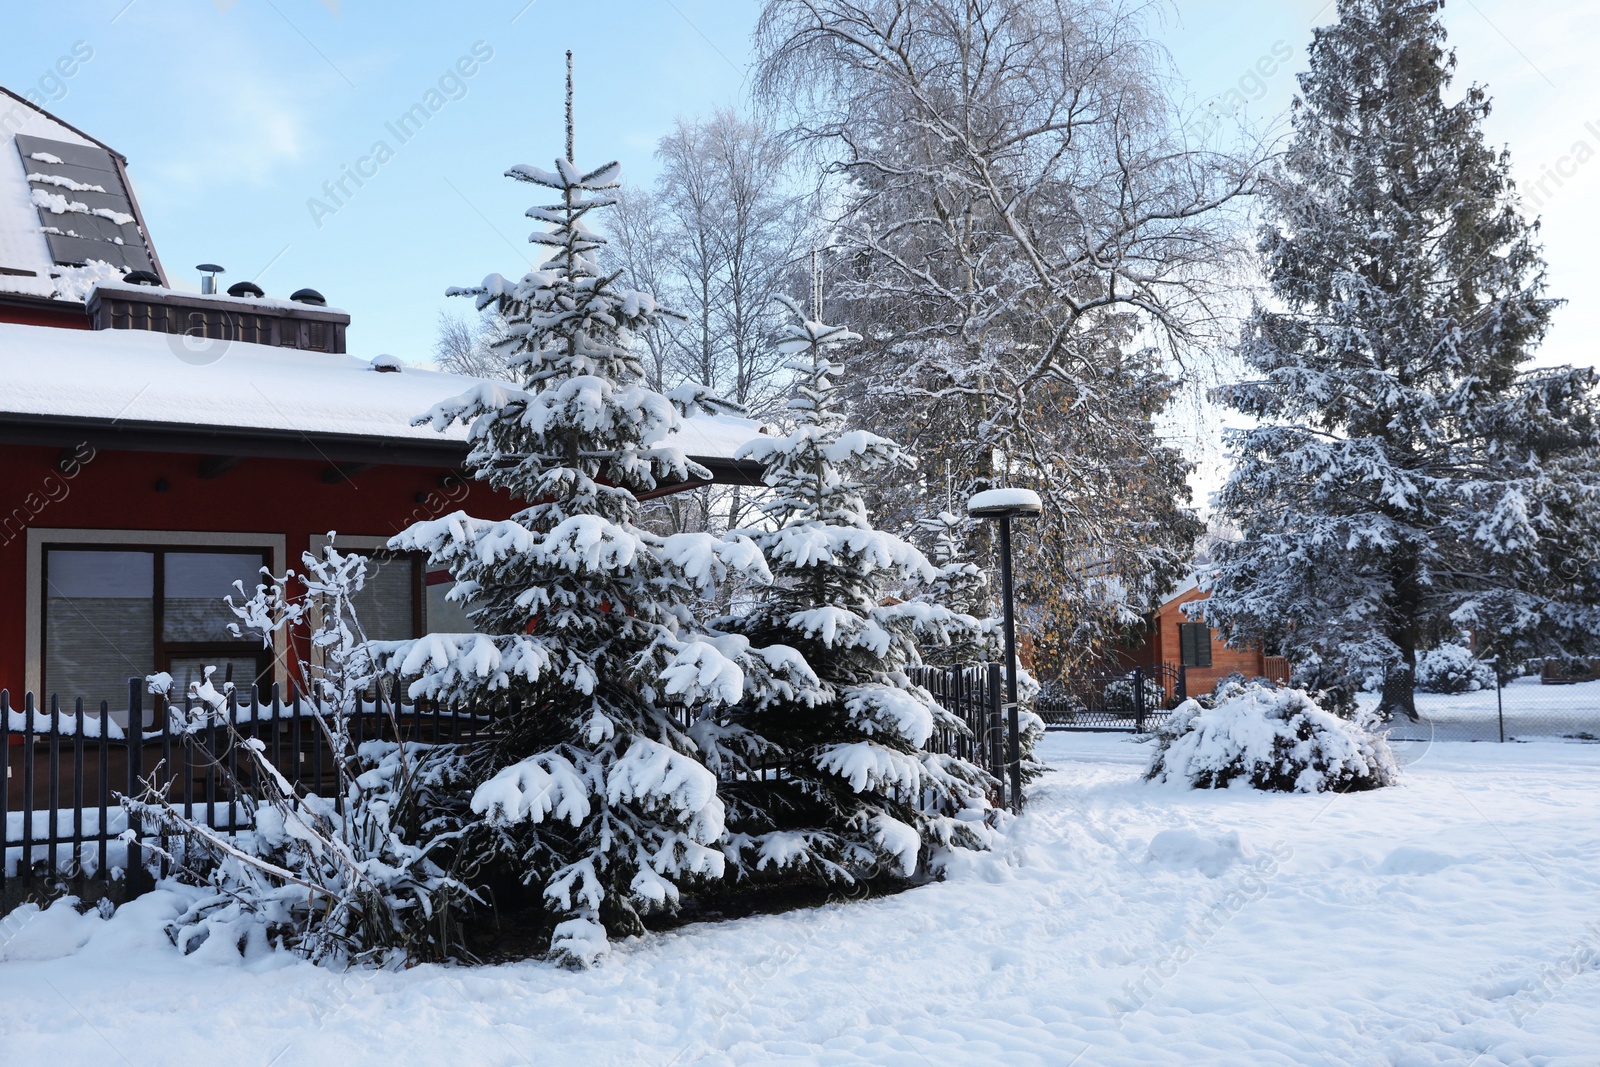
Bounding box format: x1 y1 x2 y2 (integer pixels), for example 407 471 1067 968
3 663 1017 901
2 680 492 900
910 662 1020 810
1035 664 1189 732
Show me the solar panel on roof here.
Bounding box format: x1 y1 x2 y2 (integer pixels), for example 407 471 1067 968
13 133 158 278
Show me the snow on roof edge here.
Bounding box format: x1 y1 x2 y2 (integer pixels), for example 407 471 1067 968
0 321 765 464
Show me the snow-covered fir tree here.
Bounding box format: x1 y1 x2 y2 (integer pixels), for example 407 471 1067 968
912 508 998 667
379 68 798 964
717 299 994 886
1204 0 1600 718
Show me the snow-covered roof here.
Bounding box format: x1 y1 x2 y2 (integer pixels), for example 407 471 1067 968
0 87 161 298
88 279 347 317
0 321 765 468
1161 572 1202 606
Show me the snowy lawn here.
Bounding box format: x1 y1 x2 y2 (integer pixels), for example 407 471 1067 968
1387 677 1600 742
3 731 1598 1066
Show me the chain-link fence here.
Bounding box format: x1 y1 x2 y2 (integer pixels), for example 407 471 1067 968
1384 667 1600 743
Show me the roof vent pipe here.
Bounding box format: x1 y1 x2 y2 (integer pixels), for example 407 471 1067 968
197 263 225 295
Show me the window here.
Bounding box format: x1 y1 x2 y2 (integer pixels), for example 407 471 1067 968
425 568 476 633
43 546 272 709
349 551 422 641
1179 622 1213 669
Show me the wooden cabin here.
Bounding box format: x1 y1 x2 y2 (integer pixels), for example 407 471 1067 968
1127 576 1290 696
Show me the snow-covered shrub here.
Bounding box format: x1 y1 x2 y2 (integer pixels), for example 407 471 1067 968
1414 644 1496 693
129 542 478 965
133 732 475 965
1016 705 1047 783
1144 683 1398 793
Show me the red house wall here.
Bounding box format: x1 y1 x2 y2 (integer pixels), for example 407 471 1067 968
0 443 515 691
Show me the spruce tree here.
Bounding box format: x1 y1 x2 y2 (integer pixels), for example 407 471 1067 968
1205 0 1600 717
384 66 789 963
719 300 994 886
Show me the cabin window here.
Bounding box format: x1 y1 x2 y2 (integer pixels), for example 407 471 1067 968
42 546 272 710
348 551 423 642
424 569 476 633
1179 622 1213 669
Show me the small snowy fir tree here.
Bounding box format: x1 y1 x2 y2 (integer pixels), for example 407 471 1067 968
913 508 998 666
1204 0 1600 719
718 300 995 887
377 65 794 965
130 540 476 965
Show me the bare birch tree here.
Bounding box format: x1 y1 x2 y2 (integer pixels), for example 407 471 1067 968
610 109 816 535
755 0 1260 668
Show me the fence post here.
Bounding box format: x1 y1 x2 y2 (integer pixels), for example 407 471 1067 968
986 662 1006 811
125 678 144 897
1 690 9 896
1177 663 1187 704
1495 663 1506 744
1007 679 1023 815
22 693 34 889
1133 668 1147 733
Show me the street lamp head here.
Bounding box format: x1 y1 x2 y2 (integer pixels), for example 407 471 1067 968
966 487 1042 520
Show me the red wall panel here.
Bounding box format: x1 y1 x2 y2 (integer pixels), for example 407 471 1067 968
0 443 516 691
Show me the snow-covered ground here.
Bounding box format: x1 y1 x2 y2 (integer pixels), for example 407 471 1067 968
3 731 1598 1066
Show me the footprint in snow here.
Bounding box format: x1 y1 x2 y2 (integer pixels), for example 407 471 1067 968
1375 846 1463 876
1144 829 1245 878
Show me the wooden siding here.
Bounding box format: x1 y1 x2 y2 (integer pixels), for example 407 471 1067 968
1144 586 1281 694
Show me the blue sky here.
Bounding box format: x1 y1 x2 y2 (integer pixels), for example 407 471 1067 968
2 0 1594 378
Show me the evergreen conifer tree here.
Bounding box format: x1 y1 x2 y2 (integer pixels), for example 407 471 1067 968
382 64 793 963
1205 0 1600 717
719 300 994 885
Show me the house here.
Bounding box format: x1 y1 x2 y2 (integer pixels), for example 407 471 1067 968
0 87 762 721
1126 575 1290 696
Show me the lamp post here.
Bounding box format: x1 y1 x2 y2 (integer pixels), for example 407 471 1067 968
967 487 1041 813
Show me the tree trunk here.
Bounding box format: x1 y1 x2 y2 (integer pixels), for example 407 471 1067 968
1382 555 1422 721
1380 658 1417 722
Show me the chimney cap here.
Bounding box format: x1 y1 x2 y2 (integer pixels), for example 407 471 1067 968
122 269 161 286
290 287 327 306
227 281 266 298
196 263 226 275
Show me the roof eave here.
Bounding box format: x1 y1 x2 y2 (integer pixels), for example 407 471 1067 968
0 411 766 489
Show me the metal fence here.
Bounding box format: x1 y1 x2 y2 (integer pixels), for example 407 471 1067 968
2 681 491 900
1385 672 1600 743
1028 661 1600 743
4 663 1019 901
1034 664 1189 732
911 663 1019 809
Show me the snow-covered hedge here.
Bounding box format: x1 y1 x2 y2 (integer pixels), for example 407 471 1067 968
1144 683 1398 793
1414 644 1496 693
